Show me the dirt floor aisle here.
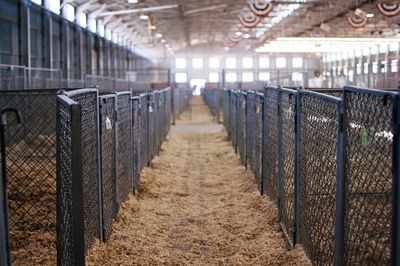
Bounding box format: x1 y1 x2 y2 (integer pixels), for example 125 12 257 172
87 96 310 265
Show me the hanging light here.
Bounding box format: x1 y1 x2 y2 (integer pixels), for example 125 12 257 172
140 14 149 20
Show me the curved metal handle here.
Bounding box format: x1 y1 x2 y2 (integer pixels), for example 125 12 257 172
1 108 21 126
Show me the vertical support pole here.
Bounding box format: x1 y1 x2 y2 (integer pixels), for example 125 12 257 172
294 90 302 246
260 93 265 195
334 100 345 266
222 69 226 88
244 93 248 171
392 86 400 266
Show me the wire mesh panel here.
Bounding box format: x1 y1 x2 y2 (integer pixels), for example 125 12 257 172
115 92 133 204
154 92 160 156
67 89 101 252
0 89 58 263
237 92 247 166
99 95 117 241
298 90 342 265
246 92 256 173
223 90 230 135
263 87 279 201
139 94 149 169
132 97 140 190
148 93 155 163
254 93 263 192
277 88 297 247
230 91 237 150
341 86 398 265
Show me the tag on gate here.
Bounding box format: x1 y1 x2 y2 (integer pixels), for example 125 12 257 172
106 116 112 130
256 106 260 114
149 106 153 113
361 128 368 147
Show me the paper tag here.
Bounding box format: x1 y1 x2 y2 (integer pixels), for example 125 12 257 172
105 116 112 130
256 106 260 113
361 128 368 147
149 106 153 113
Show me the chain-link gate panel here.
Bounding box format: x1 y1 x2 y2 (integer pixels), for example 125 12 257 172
148 93 155 163
115 92 133 204
132 97 140 190
68 89 101 253
246 92 256 173
154 92 160 156
99 95 117 241
342 86 397 265
263 87 279 201
139 94 148 170
277 88 297 247
237 92 247 166
254 93 263 192
0 89 58 263
298 90 342 265
230 91 237 151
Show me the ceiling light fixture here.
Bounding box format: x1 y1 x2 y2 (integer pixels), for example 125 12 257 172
127 0 139 3
150 25 156 30
366 13 374 18
224 47 230 51
155 33 162 38
244 33 250 39
140 14 149 20
235 31 242 36
161 39 166 43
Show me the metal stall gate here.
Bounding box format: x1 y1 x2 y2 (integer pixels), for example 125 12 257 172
297 90 343 265
263 87 280 201
132 97 140 191
147 92 155 164
230 91 238 151
237 92 247 167
246 92 256 173
115 92 133 205
99 94 117 241
339 86 399 265
139 94 149 169
0 89 59 264
254 93 264 193
277 88 297 248
57 89 101 265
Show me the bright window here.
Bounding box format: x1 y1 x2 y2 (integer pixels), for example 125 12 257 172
364 63 369 74
176 58 187 69
390 42 399 52
381 61 387 73
192 58 203 69
105 29 112 40
98 23 105 37
225 58 236 69
209 58 220 68
379 44 388 54
371 46 378 55
175 73 187 83
259 57 269 68
112 33 118 44
349 70 354 82
209 72 219 83
391 60 398 73
356 63 361 75
292 57 303 68
276 57 286 68
242 58 253 68
64 4 75 22
30 0 42 5
48 0 60 14
242 72 254 82
89 19 97 33
259 72 270 81
226 72 237 82
372 62 378 74
292 72 303 82
78 12 87 28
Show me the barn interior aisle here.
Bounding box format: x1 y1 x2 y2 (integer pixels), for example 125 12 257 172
86 96 310 265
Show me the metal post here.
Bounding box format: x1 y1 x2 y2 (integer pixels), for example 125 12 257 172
334 100 345 266
294 89 302 246
392 85 400 266
0 108 21 266
260 94 265 195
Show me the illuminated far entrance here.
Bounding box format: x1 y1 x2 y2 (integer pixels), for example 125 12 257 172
190 79 206 96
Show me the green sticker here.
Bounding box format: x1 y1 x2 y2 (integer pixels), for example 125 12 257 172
361 128 368 147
